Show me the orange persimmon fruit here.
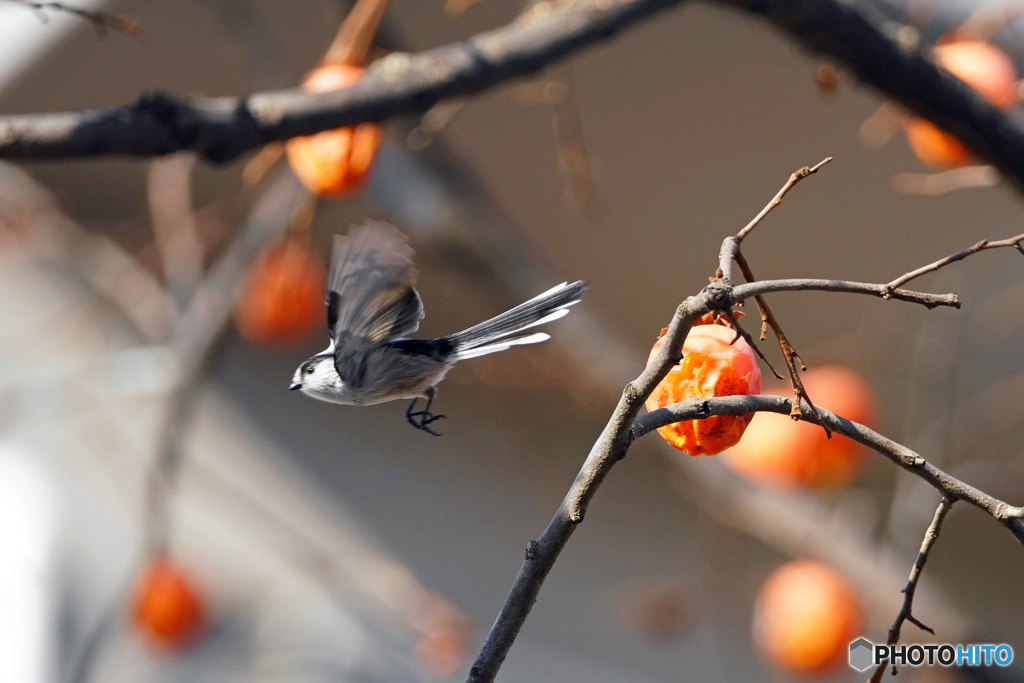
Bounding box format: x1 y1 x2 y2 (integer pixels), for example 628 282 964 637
904 40 1018 168
723 365 875 490
132 556 206 649
285 64 384 197
753 560 863 675
234 238 326 347
645 315 762 456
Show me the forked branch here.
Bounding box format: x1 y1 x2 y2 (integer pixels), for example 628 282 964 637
720 158 837 437
867 497 955 683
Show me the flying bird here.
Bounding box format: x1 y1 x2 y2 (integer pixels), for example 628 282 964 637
291 221 587 434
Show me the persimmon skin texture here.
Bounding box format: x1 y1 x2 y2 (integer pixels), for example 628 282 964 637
754 560 863 675
234 239 326 348
645 323 761 456
905 40 1018 169
285 64 384 197
723 365 875 490
132 557 206 649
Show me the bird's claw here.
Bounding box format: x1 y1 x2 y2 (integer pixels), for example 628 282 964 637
406 410 447 436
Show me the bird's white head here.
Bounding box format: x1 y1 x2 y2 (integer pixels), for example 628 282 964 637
290 354 342 399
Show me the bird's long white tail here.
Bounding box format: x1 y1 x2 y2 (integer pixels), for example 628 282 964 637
446 281 587 361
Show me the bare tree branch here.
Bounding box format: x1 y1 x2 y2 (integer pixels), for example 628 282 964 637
466 267 1003 682
633 397 1024 545
868 497 954 683
0 0 686 162
731 279 959 309
733 253 833 433
5 0 1024 183
718 157 831 280
735 157 831 243
719 160 834 434
465 282 724 683
884 232 1024 295
469 314 1022 682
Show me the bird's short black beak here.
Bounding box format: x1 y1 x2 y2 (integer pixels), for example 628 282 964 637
290 383 302 391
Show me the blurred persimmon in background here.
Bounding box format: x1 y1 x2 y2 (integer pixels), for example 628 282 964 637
415 628 472 679
723 365 875 490
904 40 1018 168
753 560 862 675
285 63 384 197
132 556 206 649
234 238 326 347
645 315 762 456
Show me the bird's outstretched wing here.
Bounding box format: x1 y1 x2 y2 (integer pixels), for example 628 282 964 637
326 221 424 345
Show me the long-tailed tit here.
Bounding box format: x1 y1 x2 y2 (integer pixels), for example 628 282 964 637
291 221 587 434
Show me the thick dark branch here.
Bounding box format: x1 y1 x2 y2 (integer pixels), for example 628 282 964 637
731 279 960 309
717 0 1024 191
8 0 1024 176
868 497 954 683
0 0 685 162
632 396 1024 546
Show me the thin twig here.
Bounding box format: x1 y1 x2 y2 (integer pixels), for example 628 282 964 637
868 497 955 683
735 157 832 243
4 0 143 38
884 232 1024 295
722 306 784 379
734 252 832 435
